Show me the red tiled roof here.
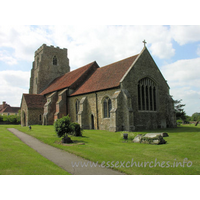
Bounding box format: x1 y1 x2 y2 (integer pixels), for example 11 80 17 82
2 106 20 113
0 103 10 113
23 94 46 108
40 61 98 95
71 54 139 96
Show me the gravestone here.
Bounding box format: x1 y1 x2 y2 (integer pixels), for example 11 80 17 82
133 134 167 145
144 132 169 137
133 134 143 143
123 133 128 140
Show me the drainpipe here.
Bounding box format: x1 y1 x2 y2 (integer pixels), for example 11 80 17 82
95 92 99 129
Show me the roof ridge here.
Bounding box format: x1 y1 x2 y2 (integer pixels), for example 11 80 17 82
40 61 98 95
70 53 139 96
69 61 96 73
100 54 139 69
24 93 43 96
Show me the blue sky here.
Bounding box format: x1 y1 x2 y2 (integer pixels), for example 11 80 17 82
0 25 200 116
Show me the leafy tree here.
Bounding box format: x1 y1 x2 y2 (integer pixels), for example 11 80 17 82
54 115 82 143
191 113 200 121
185 115 192 123
54 115 73 138
174 99 186 120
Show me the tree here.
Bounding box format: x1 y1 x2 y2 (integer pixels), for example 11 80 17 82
54 115 83 143
191 113 200 121
174 99 186 120
54 115 74 143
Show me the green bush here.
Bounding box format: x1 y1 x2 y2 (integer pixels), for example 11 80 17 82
3 115 8 122
8 115 17 124
54 115 74 138
177 119 182 126
71 122 82 136
1 115 20 124
16 115 21 123
54 116 83 143
0 115 3 122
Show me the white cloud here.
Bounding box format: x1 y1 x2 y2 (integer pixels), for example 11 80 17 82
0 25 174 67
162 58 200 87
47 25 177 69
0 50 17 65
0 25 52 62
197 44 200 56
170 25 200 45
0 70 29 106
161 58 200 116
4 25 200 70
149 41 175 59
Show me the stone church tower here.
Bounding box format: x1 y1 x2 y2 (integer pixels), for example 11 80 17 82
29 44 70 94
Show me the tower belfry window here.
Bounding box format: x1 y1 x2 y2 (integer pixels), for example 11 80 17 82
36 57 39 68
53 56 57 65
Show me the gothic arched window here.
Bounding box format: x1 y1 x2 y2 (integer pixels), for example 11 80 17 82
103 97 112 118
75 99 80 122
53 56 57 65
138 77 157 111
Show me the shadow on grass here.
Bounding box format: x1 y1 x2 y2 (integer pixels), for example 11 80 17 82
144 125 200 133
55 139 87 146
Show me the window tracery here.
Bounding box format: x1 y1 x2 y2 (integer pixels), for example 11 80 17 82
138 77 157 111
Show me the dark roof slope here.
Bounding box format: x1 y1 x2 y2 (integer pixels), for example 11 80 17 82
23 94 46 108
71 54 139 96
2 106 20 113
40 61 98 95
0 103 10 113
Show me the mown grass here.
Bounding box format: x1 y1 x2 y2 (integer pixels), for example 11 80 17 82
12 124 200 175
0 125 71 175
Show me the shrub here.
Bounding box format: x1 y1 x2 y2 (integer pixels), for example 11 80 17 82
3 115 8 122
16 115 21 123
8 115 17 124
54 115 74 138
0 115 20 124
177 119 182 126
71 122 82 136
0 115 3 122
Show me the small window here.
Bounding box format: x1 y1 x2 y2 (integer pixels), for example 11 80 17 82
75 100 80 122
36 57 39 68
103 97 112 118
53 56 57 65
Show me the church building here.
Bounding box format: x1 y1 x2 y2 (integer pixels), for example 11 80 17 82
21 43 176 131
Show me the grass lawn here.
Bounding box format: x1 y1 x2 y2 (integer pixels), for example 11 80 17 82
12 124 200 175
4 125 200 175
0 125 71 175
